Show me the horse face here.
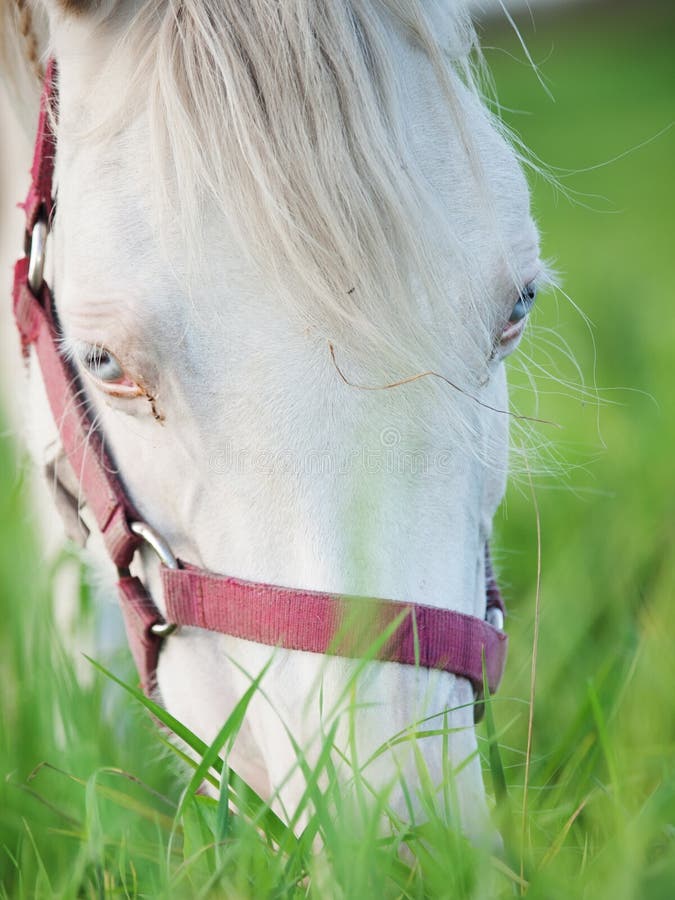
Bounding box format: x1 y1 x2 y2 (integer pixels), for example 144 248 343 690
35 0 540 830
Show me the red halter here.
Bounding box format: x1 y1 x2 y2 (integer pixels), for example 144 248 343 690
12 62 507 719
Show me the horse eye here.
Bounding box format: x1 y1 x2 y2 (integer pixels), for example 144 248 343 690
509 283 537 323
82 345 124 382
71 341 143 398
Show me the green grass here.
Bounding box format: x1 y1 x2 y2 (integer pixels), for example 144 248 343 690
2 3 675 896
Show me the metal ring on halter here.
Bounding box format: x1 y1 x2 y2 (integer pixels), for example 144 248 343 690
130 521 179 637
28 217 48 295
486 607 504 632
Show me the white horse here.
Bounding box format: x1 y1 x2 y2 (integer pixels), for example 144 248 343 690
1 0 541 840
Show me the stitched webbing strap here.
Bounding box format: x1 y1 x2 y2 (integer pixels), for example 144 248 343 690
161 564 508 696
13 60 141 570
13 266 142 567
23 58 56 234
12 60 164 691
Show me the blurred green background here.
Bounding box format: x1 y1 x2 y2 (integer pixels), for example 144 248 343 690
485 1 675 894
1 0 674 895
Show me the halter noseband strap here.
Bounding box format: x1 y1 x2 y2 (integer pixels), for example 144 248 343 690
12 61 508 719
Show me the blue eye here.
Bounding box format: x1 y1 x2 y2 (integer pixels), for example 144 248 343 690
509 283 537 323
82 345 125 382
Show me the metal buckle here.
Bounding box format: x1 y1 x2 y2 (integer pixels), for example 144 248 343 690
475 605 504 723
28 217 48 295
486 607 504 632
130 521 179 637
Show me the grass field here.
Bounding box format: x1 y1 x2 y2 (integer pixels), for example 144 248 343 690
1 3 674 897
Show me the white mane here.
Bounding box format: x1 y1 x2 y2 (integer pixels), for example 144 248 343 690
64 1 515 386
141 1 498 374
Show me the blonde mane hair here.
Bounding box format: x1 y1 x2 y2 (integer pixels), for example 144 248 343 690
3 0 511 391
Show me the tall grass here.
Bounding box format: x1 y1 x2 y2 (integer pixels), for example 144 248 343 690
2 3 675 896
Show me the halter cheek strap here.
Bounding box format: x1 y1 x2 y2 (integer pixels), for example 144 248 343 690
12 61 508 718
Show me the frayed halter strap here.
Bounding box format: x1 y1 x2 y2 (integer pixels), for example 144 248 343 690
12 62 508 721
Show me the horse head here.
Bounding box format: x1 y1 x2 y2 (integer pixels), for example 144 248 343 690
3 0 542 838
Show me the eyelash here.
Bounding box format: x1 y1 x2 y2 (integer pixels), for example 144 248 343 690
82 345 125 382
65 340 143 397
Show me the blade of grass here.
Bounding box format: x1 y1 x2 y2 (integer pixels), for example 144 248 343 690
482 654 508 807
521 461 543 892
